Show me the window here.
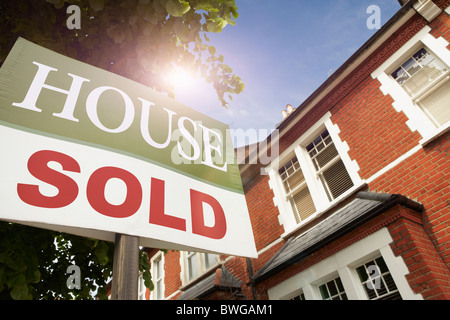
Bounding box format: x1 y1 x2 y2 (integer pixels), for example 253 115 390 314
204 252 218 270
153 255 164 300
183 251 218 283
356 256 401 300
186 251 199 281
274 121 357 227
372 27 450 143
306 129 354 201
138 275 147 300
290 292 306 300
279 156 316 223
391 47 450 128
149 253 164 300
319 277 347 300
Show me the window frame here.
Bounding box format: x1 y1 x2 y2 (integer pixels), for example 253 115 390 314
278 155 316 223
318 275 348 300
268 112 363 233
390 46 450 128
181 251 219 285
149 252 165 300
355 255 401 300
138 274 147 300
372 26 450 145
304 128 355 202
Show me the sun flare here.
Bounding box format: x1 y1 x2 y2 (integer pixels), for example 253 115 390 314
168 65 195 88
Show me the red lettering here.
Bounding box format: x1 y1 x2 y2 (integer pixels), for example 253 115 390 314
17 150 228 240
87 167 142 218
17 150 80 208
149 178 186 231
190 190 227 239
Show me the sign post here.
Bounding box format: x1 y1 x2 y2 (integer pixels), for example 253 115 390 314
111 234 139 300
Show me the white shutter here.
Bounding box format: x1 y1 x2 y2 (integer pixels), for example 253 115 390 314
290 187 316 223
280 156 316 223
307 130 354 201
417 78 450 126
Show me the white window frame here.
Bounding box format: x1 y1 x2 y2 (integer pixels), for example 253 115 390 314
267 112 363 234
354 255 401 300
268 228 422 300
317 274 348 300
149 252 165 300
138 274 147 300
180 251 219 285
372 25 450 145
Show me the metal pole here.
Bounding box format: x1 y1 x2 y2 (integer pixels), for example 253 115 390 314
111 233 139 300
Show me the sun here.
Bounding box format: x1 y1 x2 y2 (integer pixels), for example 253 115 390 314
167 65 195 88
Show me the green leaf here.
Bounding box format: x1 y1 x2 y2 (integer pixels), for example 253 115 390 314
94 241 109 266
195 3 219 13
206 18 227 33
27 269 41 284
208 45 216 56
143 271 154 291
10 283 32 300
6 274 26 289
166 0 191 17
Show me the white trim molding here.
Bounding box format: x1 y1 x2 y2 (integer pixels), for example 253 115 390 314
413 0 442 22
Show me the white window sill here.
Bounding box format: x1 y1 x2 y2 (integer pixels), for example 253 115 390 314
419 122 450 146
281 180 368 239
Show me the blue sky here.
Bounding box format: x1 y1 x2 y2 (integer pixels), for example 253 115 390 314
173 0 401 145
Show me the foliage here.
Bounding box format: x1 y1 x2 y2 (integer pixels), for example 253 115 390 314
0 0 244 106
0 0 242 299
0 222 112 299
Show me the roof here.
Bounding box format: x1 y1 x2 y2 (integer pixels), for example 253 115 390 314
252 191 423 284
178 266 242 300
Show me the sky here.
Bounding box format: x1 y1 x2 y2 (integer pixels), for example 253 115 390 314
172 0 402 146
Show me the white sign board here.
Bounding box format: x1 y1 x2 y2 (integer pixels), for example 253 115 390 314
0 38 257 258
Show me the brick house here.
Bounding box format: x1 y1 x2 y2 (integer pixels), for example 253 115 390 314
143 0 450 300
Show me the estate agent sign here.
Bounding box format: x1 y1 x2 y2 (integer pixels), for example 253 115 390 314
0 37 257 258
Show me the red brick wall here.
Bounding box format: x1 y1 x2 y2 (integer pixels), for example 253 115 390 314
388 206 450 300
244 174 284 252
370 134 450 268
430 8 450 49
434 0 450 10
163 250 182 299
330 76 422 180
